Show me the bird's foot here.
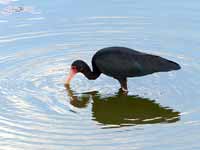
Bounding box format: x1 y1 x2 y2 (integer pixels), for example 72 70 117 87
122 88 128 92
118 88 128 95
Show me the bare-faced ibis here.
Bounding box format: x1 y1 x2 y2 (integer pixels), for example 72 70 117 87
65 47 181 92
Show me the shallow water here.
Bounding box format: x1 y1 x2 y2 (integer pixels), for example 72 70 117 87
0 0 200 149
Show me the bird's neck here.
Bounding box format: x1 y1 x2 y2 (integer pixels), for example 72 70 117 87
82 62 100 80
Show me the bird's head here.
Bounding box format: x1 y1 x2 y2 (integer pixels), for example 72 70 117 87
65 60 88 85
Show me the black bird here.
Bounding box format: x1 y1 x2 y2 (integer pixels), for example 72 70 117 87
65 47 181 91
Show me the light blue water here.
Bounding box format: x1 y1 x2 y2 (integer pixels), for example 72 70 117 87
0 0 200 149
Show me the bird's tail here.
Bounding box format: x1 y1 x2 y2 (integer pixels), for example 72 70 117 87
158 59 181 72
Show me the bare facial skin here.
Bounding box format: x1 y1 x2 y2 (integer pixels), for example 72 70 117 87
65 67 77 85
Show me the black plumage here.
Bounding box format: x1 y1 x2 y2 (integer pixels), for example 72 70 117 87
66 47 181 91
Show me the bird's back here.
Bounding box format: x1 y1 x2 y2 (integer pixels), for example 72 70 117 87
92 47 180 78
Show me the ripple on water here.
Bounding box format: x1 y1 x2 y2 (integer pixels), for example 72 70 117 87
1 9 200 149
1 41 200 149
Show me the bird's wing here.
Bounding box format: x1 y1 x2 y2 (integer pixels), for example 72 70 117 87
94 52 144 78
94 52 179 78
132 54 180 74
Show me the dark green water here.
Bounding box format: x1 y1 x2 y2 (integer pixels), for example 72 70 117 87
66 85 180 127
0 0 200 149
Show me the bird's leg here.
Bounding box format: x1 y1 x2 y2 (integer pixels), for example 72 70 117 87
118 88 128 96
118 78 128 92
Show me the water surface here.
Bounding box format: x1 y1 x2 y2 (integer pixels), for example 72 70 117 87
0 0 200 149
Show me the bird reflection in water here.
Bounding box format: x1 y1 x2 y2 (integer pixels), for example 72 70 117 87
65 85 180 128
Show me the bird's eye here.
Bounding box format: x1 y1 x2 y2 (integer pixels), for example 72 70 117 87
71 66 77 70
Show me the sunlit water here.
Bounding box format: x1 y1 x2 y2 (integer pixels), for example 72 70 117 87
0 0 200 149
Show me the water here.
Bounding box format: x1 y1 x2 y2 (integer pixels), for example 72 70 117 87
0 0 200 149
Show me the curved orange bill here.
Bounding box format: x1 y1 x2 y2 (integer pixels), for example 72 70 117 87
65 68 77 85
